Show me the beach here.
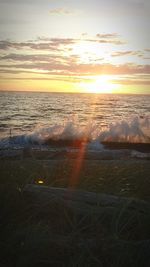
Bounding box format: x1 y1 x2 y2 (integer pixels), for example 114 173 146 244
0 146 150 267
0 145 150 198
0 92 150 266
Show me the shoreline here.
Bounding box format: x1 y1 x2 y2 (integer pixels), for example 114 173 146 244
0 144 150 161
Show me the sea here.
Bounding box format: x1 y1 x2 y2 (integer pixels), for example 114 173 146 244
0 91 150 150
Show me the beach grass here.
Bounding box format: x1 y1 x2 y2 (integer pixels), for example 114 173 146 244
0 156 150 267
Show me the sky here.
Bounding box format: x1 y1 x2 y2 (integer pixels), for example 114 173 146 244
0 0 150 94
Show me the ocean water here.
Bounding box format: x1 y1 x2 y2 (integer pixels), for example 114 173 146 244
0 91 150 148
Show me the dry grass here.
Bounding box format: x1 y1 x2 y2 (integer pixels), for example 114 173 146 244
0 157 150 267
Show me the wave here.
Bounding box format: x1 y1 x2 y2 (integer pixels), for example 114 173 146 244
98 115 150 143
0 115 150 150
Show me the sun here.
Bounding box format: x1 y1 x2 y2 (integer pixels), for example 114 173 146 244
80 75 118 94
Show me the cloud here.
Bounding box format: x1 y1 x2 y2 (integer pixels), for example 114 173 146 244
0 61 150 76
0 53 50 62
0 37 149 80
0 53 79 62
111 78 150 85
80 33 125 45
72 63 150 75
49 8 73 15
1 75 92 84
0 41 13 50
95 39 125 45
0 38 76 51
81 33 88 37
0 34 124 53
96 33 119 39
94 33 125 45
111 50 141 57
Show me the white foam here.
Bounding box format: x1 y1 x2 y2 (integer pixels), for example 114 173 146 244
0 115 149 148
98 115 150 143
86 140 104 151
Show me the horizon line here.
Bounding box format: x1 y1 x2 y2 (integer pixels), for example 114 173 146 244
0 89 150 96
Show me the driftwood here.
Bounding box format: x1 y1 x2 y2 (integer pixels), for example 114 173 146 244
23 184 150 216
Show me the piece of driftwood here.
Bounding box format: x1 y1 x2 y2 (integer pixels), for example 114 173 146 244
23 184 150 215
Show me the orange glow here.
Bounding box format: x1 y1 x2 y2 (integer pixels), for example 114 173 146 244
68 143 87 189
79 75 120 93
1 75 149 94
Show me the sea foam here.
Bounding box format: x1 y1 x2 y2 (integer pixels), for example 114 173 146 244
0 115 149 149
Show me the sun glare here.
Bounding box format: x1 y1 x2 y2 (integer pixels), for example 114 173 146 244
72 41 105 63
80 75 119 94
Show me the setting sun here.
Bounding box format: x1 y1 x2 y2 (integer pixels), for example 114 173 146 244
79 75 119 93
0 0 149 95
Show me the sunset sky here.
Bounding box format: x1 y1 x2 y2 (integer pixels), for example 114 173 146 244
0 0 149 94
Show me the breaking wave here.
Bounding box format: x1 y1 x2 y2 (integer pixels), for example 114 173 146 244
98 115 150 143
0 115 150 149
